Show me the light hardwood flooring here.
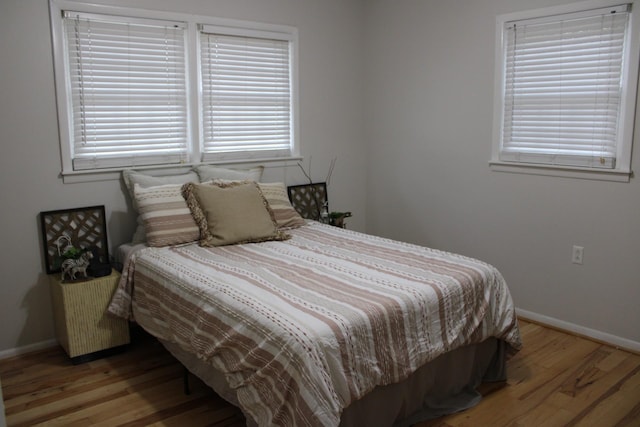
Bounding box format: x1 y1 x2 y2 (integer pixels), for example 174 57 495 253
1 320 639 427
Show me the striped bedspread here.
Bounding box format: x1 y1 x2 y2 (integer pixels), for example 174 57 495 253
108 223 522 427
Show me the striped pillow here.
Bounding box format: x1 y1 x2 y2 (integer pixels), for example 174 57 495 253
258 182 307 229
134 183 200 247
122 169 200 244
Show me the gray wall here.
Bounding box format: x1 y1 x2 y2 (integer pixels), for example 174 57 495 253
0 0 367 353
364 0 640 348
1 0 639 354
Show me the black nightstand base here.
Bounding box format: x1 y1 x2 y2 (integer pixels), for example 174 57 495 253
69 344 129 365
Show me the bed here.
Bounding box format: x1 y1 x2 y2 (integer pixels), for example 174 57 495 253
111 223 520 426
108 220 521 427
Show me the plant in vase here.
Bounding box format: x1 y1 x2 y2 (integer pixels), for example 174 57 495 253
328 211 352 228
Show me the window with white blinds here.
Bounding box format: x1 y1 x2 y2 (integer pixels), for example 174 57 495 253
199 27 293 161
62 12 188 170
495 3 637 172
50 1 299 176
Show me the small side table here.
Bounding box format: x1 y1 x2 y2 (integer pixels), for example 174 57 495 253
49 269 130 364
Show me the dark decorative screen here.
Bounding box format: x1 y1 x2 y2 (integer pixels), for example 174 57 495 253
287 183 328 221
40 205 109 274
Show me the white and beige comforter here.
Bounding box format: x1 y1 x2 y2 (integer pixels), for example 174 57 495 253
108 223 522 427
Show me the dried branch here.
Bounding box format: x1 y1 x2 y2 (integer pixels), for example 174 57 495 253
297 157 314 184
297 155 337 186
326 157 337 186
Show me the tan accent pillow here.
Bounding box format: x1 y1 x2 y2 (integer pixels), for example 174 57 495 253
134 184 200 247
182 181 289 247
258 182 306 229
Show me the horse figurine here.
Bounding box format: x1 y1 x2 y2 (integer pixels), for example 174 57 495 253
61 251 93 281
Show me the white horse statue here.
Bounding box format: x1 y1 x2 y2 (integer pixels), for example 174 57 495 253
61 251 93 281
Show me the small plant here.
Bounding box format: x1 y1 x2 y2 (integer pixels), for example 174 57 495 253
329 211 352 228
61 246 84 260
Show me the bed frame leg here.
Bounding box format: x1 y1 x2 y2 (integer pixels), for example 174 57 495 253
183 366 190 395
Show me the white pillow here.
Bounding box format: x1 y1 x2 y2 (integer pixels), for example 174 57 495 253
193 165 264 183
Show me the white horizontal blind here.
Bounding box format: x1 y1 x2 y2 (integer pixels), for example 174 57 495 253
200 27 293 161
501 5 629 169
63 12 188 170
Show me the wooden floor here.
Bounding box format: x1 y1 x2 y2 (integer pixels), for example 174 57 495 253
1 320 639 426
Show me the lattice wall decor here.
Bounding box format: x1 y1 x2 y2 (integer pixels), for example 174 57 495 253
40 205 109 274
287 182 328 221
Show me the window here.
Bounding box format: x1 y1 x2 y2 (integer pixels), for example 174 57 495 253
62 13 188 170
50 1 298 177
199 26 293 162
492 1 639 180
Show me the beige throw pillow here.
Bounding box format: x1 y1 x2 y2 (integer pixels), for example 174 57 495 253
182 181 289 247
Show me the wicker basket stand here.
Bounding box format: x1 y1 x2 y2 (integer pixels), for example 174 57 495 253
49 270 129 363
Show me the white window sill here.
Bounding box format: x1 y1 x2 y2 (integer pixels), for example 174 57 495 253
60 156 303 184
489 161 632 183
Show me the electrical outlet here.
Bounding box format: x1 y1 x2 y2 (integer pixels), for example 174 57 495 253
572 245 584 264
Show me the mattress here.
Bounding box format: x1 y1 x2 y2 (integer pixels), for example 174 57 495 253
108 222 521 427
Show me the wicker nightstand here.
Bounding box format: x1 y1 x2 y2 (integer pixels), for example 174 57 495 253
49 270 129 363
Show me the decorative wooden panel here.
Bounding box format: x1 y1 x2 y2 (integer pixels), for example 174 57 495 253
287 183 328 221
40 205 109 274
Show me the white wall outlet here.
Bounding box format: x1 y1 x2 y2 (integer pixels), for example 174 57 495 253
572 245 584 264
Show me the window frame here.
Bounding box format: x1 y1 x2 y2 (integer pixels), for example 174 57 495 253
49 0 300 182
490 0 640 182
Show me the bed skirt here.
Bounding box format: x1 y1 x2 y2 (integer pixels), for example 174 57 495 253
160 337 507 427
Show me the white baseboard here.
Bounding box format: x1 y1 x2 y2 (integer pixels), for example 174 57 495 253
0 339 58 360
516 308 640 354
